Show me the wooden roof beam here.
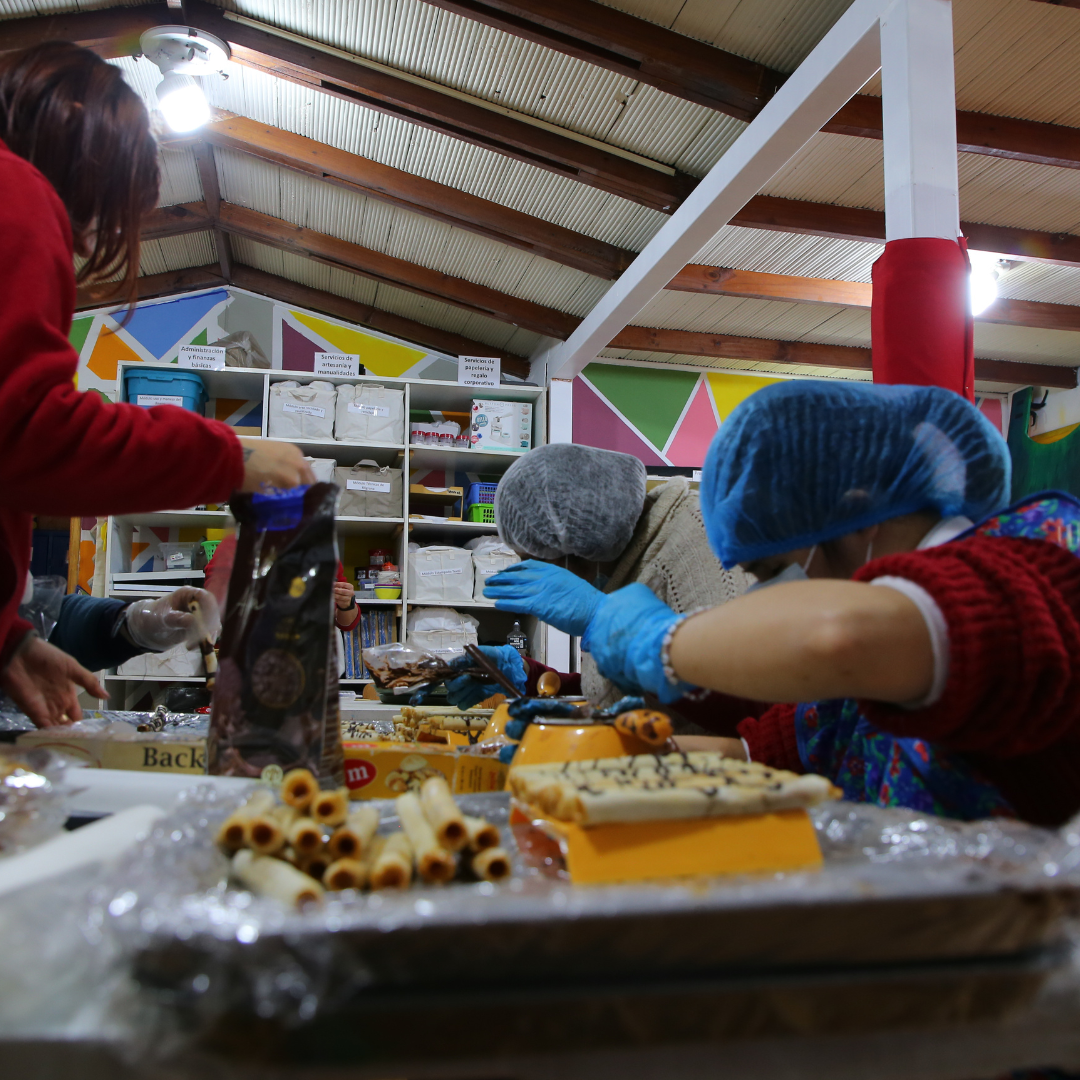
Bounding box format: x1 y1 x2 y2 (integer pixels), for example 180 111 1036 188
732 195 1080 268
669 264 1080 332
141 201 213 241
608 326 1077 388
229 265 532 378
215 201 580 340
197 115 634 279
75 264 226 310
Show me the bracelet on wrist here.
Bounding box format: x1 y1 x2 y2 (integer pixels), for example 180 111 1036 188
660 607 707 687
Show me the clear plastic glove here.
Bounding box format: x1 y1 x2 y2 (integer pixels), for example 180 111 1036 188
445 646 527 710
581 583 697 704
483 560 605 636
124 587 221 653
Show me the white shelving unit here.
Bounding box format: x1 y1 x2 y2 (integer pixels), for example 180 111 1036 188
104 362 546 708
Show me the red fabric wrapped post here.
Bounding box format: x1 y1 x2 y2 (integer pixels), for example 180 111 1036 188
871 237 974 401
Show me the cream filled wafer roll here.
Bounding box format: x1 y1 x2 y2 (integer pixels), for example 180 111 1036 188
216 789 275 851
419 775 468 852
246 805 288 855
287 814 326 857
281 768 318 812
462 815 500 852
328 805 380 861
323 857 366 892
369 833 413 890
471 846 511 883
310 787 350 827
298 849 331 882
232 849 323 909
396 793 456 883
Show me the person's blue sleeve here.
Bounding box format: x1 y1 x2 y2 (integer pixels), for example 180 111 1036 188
48 594 142 671
445 645 527 709
483 560 605 636
580 584 697 704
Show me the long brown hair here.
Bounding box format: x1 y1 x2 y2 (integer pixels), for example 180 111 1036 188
0 42 160 304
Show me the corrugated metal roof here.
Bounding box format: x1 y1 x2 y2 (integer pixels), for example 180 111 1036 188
138 231 217 275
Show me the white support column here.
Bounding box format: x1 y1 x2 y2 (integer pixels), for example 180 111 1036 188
539 0 887 382
880 0 961 240
545 377 573 673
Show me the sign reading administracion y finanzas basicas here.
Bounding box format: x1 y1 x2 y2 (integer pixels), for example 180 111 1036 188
458 355 500 387
315 352 362 377
178 345 226 370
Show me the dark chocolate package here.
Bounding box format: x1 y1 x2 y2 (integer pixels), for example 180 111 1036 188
208 484 344 783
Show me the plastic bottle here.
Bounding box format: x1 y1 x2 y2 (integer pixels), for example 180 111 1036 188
506 620 528 657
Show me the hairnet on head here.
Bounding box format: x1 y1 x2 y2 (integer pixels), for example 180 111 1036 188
701 381 1012 568
495 444 647 562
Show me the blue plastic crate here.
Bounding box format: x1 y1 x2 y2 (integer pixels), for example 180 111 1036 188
465 481 498 508
123 369 208 414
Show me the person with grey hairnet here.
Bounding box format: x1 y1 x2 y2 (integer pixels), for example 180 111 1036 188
478 443 753 712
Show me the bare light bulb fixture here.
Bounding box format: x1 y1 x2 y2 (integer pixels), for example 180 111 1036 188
968 251 1004 317
139 27 230 133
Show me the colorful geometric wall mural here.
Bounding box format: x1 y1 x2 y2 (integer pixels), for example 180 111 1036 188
1008 387 1080 500
275 306 458 381
572 364 784 468
71 289 230 395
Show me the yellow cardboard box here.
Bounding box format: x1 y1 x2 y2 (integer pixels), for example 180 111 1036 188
16 730 206 774
343 742 507 799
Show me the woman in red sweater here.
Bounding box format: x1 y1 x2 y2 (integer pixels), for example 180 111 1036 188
0 44 313 726
576 382 1080 827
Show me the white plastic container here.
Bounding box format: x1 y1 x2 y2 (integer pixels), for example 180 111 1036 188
158 542 197 571
407 546 474 603
471 544 519 600
470 399 532 452
335 383 405 444
405 607 479 660
268 381 337 440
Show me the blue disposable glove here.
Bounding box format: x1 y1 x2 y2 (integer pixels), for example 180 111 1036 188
580 583 697 704
445 645 527 710
483 560 605 636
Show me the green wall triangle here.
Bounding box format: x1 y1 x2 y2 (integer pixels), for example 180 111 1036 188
582 362 698 454
69 316 95 358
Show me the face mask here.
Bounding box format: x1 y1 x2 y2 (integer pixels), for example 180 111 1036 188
747 545 817 593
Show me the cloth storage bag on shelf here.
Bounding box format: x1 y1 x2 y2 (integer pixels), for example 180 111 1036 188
335 383 405 444
335 460 403 518
268 381 337 440
406 607 479 660
408 546 474 603
305 457 337 484
470 543 519 600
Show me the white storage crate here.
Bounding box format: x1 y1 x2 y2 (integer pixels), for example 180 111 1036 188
471 544 519 600
268 381 337 440
407 546 474 603
335 383 405 444
406 607 479 659
117 643 202 678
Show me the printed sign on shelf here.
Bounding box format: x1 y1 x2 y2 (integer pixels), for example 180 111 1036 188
315 352 361 377
458 355 500 387
348 402 389 416
136 394 184 408
346 480 392 493
282 402 326 418
178 345 226 371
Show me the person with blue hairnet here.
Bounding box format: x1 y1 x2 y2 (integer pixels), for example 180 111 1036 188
548 382 1080 827
443 443 754 725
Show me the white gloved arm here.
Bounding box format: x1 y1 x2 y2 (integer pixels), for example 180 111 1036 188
123 587 221 653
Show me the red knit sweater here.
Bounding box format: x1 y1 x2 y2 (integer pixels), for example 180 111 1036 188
0 141 244 668
738 534 1080 827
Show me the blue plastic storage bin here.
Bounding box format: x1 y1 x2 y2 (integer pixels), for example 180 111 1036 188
123 369 208 413
465 481 498 509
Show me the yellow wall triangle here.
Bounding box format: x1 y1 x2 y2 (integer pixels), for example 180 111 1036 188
707 373 786 423
86 329 144 383
291 311 426 378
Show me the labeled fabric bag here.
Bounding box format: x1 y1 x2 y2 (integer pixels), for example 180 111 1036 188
208 484 344 783
268 381 337 440
470 543 519 600
305 457 337 484
335 383 405 444
335 460 403 517
405 606 479 660
407 545 474 603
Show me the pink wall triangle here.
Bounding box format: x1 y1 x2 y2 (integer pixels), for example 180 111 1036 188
573 378 667 466
666 381 719 466
281 320 320 372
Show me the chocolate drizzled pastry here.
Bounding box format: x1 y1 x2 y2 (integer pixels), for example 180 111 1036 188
208 484 344 783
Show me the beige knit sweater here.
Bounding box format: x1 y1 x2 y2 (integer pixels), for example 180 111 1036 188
581 477 752 708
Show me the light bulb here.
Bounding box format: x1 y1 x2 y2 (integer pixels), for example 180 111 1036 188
968 255 999 317
156 72 210 132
